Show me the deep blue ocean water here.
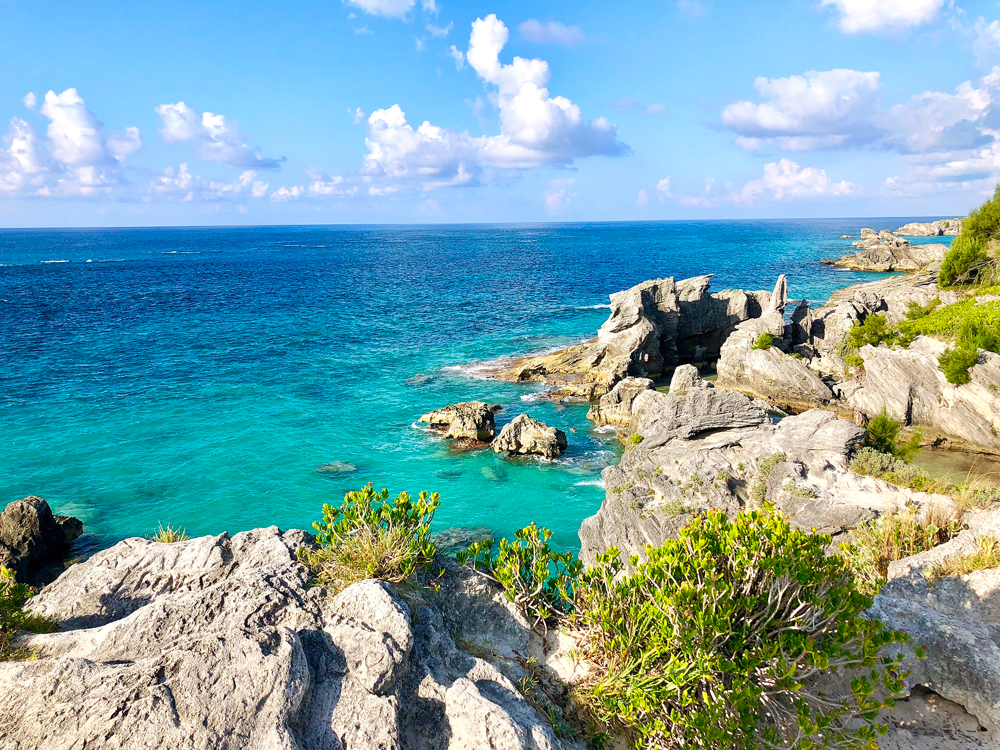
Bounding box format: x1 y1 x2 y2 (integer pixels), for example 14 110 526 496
0 220 953 553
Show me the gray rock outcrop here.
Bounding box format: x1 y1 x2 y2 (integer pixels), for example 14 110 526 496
834 230 948 272
1 527 562 750
493 414 568 459
419 401 497 441
896 219 963 237
585 377 654 430
0 496 83 586
495 275 773 400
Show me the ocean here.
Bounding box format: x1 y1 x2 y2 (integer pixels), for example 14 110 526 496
0 220 952 554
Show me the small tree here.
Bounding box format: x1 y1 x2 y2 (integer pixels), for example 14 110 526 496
753 332 775 350
864 408 921 461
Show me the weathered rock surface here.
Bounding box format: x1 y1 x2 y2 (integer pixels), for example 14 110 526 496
493 414 568 459
835 229 948 272
715 276 834 411
1 527 562 750
0 496 84 586
585 376 654 429
419 401 497 441
870 508 1000 735
495 275 772 399
896 219 963 237
579 368 943 566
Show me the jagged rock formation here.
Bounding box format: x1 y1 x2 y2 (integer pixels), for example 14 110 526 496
418 401 497 442
870 507 1000 735
0 496 83 586
1 528 563 750
585 377 654 430
492 414 567 459
494 275 773 400
834 229 948 272
715 276 834 411
896 219 963 237
578 368 945 568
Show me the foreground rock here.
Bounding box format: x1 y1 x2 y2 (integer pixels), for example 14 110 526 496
579 367 954 567
834 229 948 272
419 400 497 441
585 376 654 430
495 274 774 400
896 219 963 237
493 414 567 459
0 496 83 586
1 528 562 750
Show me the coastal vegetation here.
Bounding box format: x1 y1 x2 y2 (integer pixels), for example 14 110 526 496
926 535 1000 581
0 567 53 661
752 331 774 350
939 185 1000 287
862 409 921 462
151 522 189 543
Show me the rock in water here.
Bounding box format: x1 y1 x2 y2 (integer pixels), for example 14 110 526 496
586 376 655 429
0 496 83 585
832 228 948 271
316 461 357 475
895 218 963 236
418 401 496 441
1 528 561 750
493 414 568 459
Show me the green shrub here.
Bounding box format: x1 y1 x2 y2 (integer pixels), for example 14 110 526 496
627 434 643 448
1 567 55 661
939 346 979 385
151 522 189 543
846 314 901 351
939 234 990 287
749 452 786 505
840 506 962 596
863 409 921 461
300 483 440 590
905 299 941 321
574 508 913 750
752 331 775 350
961 184 1000 241
457 523 582 633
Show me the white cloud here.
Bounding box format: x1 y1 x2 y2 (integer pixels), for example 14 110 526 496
656 177 672 201
821 0 943 34
22 92 36 110
973 18 1000 66
636 188 648 206
156 102 282 169
107 126 142 158
415 37 426 52
270 185 305 201
421 0 438 14
543 178 573 214
345 0 414 19
721 69 882 151
350 107 366 124
40 88 117 167
427 21 452 37
148 164 270 202
732 159 858 203
448 45 465 68
518 19 585 46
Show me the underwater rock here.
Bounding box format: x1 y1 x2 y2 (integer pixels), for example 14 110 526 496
316 461 357 475
432 526 494 555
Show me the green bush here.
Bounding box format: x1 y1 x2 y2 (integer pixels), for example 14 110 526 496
939 234 990 287
846 314 901 351
300 483 440 590
752 332 774 350
939 346 979 385
574 508 913 749
905 298 940 321
1 567 55 661
863 409 921 461
457 523 582 633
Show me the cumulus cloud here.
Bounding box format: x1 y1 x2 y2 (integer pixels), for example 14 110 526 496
821 0 943 34
22 92 36 110
518 20 585 46
656 177 672 201
448 45 465 69
721 69 882 151
156 102 283 169
345 0 415 19
732 159 858 203
636 188 648 206
148 164 269 202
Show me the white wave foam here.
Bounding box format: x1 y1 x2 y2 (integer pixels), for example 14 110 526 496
575 304 610 309
41 260 69 263
441 358 512 380
574 478 606 488
520 393 545 402
161 251 200 254
592 425 618 434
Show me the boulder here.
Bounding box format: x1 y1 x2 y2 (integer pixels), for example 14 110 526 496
0 496 83 586
492 414 567 459
495 274 772 399
585 376 654 429
419 400 496 441
896 219 963 237
1 527 562 750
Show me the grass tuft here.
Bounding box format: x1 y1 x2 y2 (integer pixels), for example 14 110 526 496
151 523 189 543
1 567 55 662
925 535 1000 582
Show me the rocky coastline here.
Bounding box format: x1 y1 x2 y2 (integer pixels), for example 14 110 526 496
7 217 1000 749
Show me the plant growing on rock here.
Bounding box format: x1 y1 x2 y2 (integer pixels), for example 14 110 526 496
457 523 582 633
1 567 54 661
573 508 913 750
925 535 1000 581
939 345 979 385
752 332 775 350
846 313 901 351
151 522 189 543
939 235 991 287
300 483 440 590
863 409 921 462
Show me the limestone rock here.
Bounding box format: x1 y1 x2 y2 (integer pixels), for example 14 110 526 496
0 496 83 586
585 376 654 429
896 219 963 237
419 400 496 441
495 274 772 399
1 527 562 750
493 414 567 459
834 240 948 272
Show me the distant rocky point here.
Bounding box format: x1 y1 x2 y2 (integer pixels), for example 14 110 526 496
896 218 963 236
833 228 948 272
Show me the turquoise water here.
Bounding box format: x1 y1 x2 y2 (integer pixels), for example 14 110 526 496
0 220 952 553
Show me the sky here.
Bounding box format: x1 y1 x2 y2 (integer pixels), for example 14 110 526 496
4 0 1000 226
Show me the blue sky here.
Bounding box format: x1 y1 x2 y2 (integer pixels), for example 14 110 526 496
2 0 1000 226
